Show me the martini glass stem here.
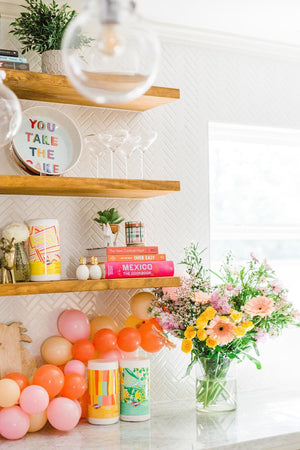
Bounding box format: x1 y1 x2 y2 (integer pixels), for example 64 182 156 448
140 151 145 179
110 149 115 177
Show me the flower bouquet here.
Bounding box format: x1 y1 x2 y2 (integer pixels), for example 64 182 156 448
150 244 299 413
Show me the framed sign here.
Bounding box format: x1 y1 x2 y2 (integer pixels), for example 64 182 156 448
12 106 82 175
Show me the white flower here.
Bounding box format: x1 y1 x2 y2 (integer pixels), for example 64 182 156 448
2 222 29 243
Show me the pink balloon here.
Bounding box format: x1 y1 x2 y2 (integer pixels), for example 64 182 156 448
47 397 80 431
98 348 122 361
20 385 49 415
0 406 29 440
73 399 82 419
64 360 86 377
118 347 139 359
57 309 90 343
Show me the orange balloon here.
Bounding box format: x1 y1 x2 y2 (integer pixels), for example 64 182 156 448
139 319 164 353
72 339 95 362
90 316 119 339
41 336 73 366
60 373 87 400
78 390 88 418
125 315 145 329
117 327 141 352
3 372 29 392
32 365 64 399
93 328 117 353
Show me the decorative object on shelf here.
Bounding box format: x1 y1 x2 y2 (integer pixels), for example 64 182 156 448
12 106 82 176
137 130 158 179
125 221 145 247
2 222 30 282
120 358 150 422
27 218 61 281
62 0 160 105
89 256 102 280
76 256 89 280
0 322 36 379
94 207 124 247
0 70 22 148
9 0 87 75
150 243 300 413
97 129 129 178
0 237 16 284
87 359 119 425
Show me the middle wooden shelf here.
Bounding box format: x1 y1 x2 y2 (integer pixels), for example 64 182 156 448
0 277 181 297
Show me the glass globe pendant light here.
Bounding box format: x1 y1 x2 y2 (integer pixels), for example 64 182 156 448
62 0 161 104
0 71 22 148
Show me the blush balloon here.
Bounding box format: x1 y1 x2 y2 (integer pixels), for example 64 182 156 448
72 339 95 362
57 309 90 343
130 292 155 320
32 365 64 399
90 315 119 339
20 385 49 415
28 410 48 432
117 327 141 352
64 360 86 377
47 397 80 431
60 373 87 400
3 373 29 392
98 348 122 361
93 328 117 353
0 379 20 407
41 336 73 366
0 406 29 440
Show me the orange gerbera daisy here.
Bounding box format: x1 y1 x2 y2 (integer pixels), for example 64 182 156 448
244 296 274 318
207 316 235 345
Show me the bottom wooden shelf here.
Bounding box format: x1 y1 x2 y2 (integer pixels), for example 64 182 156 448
0 277 181 297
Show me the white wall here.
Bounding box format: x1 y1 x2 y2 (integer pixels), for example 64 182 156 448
0 6 300 399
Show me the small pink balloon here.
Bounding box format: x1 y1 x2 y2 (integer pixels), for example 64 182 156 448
64 360 86 377
47 397 80 431
118 346 139 359
98 348 122 361
73 399 82 419
0 406 30 440
57 309 90 343
20 385 49 415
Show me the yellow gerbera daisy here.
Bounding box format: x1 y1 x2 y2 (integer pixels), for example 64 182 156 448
219 315 230 322
206 337 218 348
196 317 207 329
230 311 242 323
202 306 217 321
242 320 254 329
197 329 207 341
184 326 196 339
234 326 246 337
181 339 193 353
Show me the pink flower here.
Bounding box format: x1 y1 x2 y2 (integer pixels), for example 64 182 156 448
191 291 210 305
292 309 300 321
226 284 233 291
255 329 268 343
162 287 179 301
244 296 274 318
250 252 259 263
207 316 235 345
232 285 242 296
270 279 283 295
210 292 231 314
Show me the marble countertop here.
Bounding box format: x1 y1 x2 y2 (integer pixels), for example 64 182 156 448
1 388 300 449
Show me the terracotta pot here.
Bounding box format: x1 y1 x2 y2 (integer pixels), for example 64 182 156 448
109 224 119 234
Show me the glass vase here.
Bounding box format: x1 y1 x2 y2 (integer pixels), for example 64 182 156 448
196 357 237 413
14 242 30 282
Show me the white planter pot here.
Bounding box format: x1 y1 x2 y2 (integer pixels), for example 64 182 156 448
41 50 65 75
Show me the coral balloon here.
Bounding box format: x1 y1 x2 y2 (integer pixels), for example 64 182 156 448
139 319 164 353
28 410 48 432
0 406 29 440
3 373 29 392
57 309 90 343
60 373 87 400
90 315 119 339
117 327 141 352
93 328 117 353
98 348 122 361
33 365 64 399
47 397 80 431
0 379 20 407
20 385 49 415
130 292 155 320
72 339 95 362
77 390 88 418
64 360 86 377
125 315 145 329
41 336 73 366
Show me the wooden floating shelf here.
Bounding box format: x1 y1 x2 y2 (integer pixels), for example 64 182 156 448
0 175 180 198
3 69 180 112
0 277 181 297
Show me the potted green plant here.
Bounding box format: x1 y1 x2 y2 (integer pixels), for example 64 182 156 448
94 208 124 246
10 0 86 74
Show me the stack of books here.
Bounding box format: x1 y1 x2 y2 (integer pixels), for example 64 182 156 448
0 49 29 71
86 246 174 279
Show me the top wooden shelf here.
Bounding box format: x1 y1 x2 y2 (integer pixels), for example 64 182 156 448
0 175 180 198
3 69 180 112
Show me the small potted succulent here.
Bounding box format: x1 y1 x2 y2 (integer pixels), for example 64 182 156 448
10 0 88 74
94 208 124 246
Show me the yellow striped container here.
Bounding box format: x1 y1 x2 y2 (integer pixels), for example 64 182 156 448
87 359 119 425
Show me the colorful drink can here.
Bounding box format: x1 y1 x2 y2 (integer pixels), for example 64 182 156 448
88 360 119 425
27 218 61 281
125 221 145 246
120 358 150 422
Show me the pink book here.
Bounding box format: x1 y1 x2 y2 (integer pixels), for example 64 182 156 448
100 261 174 279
